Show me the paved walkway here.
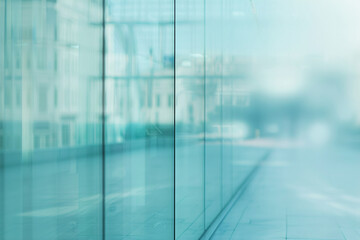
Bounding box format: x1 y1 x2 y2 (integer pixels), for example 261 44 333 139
212 147 360 240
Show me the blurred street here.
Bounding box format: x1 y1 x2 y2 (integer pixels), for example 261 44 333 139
212 145 360 240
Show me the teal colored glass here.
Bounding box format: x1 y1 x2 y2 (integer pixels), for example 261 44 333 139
175 0 205 239
0 0 103 239
204 0 224 228
3 0 347 239
104 0 175 239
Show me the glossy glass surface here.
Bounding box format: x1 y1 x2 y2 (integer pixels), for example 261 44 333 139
206 1 360 238
175 0 205 239
104 0 174 239
0 0 270 239
0 0 274 240
0 0 103 239
174 0 268 239
7 0 360 240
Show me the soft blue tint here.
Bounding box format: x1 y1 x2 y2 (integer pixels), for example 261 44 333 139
0 0 103 239
2 0 360 240
104 0 174 239
174 0 268 239
209 0 360 239
175 0 205 239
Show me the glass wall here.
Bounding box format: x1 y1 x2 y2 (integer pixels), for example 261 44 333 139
104 0 175 239
174 0 269 239
1 0 269 240
175 0 205 239
0 0 103 239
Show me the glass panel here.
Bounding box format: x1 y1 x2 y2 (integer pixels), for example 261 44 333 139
0 0 317 239
220 0 233 208
0 0 103 239
223 0 266 197
104 0 175 239
175 0 205 239
204 0 223 228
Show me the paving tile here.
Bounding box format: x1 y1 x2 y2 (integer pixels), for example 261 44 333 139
211 148 360 240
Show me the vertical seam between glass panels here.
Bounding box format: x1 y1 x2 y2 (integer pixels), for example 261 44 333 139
173 0 176 238
0 1 5 239
101 0 106 239
220 0 224 209
203 0 207 230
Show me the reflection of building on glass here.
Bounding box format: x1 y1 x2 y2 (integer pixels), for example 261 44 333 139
0 0 102 150
8 0 360 151
0 0 255 150
104 1 175 143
